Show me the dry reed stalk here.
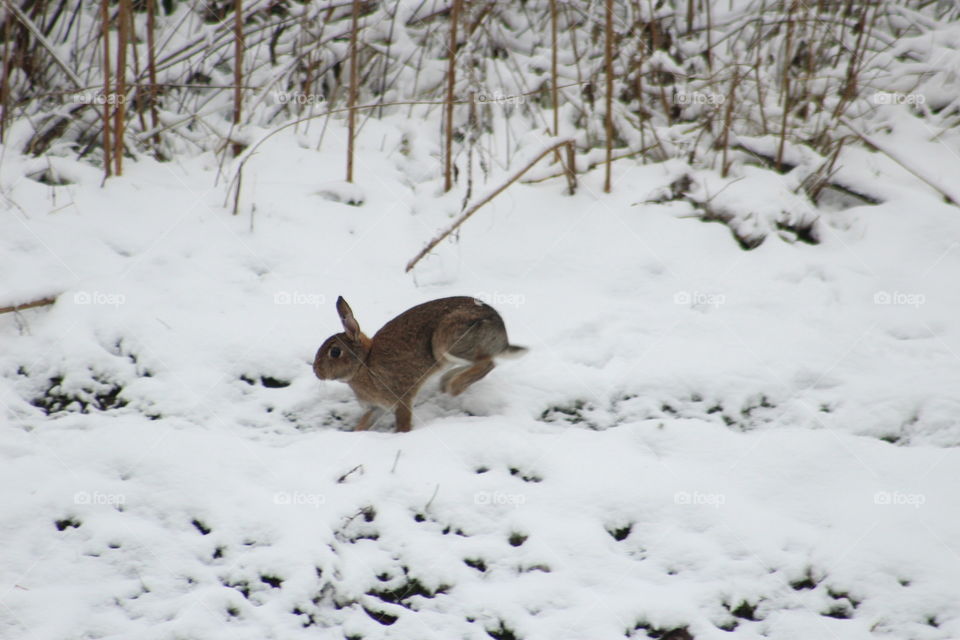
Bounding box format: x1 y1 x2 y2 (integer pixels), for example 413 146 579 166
705 0 713 71
550 0 565 173
1 12 12 142
114 0 128 175
147 0 162 157
746 0 769 136
720 66 739 177
444 0 461 192
550 0 559 139
232 0 244 157
101 0 112 179
775 0 797 171
564 140 577 195
125 1 149 142
346 0 359 182
831 2 874 122
603 0 614 193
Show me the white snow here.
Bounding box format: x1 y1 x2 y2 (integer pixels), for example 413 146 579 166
2 112 960 640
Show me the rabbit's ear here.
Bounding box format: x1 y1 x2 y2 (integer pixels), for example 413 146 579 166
336 296 362 340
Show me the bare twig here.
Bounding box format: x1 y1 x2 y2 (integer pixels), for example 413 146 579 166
405 138 575 273
0 296 57 315
424 484 440 512
336 464 364 483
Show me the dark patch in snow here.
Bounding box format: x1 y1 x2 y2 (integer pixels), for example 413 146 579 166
364 605 398 625
261 375 290 388
822 604 853 619
509 467 542 482
464 557 487 572
55 517 81 531
191 518 211 535
221 578 251 599
538 391 783 432
260 574 283 589
607 523 633 542
827 587 861 609
790 572 818 590
508 532 528 547
26 166 74 186
367 573 448 608
539 399 597 427
716 619 738 632
486 620 521 640
31 373 127 415
240 374 290 388
629 621 693 639
727 600 760 621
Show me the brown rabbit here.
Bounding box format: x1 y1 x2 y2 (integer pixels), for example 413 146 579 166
314 296 526 432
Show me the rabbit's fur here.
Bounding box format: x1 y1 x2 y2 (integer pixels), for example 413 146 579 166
314 296 526 432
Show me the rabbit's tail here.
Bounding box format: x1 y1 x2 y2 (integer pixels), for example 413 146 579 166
499 344 529 359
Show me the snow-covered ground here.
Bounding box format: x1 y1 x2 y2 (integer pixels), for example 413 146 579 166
2 118 960 639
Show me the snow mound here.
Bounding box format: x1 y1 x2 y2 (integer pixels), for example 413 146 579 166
2 131 960 639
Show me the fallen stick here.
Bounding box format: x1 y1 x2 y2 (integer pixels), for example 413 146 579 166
0 295 57 315
840 116 959 207
405 138 575 273
522 144 654 185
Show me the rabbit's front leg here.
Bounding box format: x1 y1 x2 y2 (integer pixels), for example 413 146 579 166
393 401 413 433
354 407 383 431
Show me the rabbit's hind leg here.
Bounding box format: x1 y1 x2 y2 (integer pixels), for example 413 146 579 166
433 313 508 363
443 357 495 396
439 363 468 394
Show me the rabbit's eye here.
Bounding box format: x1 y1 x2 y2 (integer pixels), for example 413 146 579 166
330 346 342 358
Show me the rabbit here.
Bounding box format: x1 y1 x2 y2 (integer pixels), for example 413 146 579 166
314 296 526 432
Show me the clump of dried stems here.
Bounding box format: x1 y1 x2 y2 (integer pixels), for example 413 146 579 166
0 0 954 195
